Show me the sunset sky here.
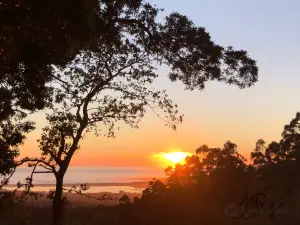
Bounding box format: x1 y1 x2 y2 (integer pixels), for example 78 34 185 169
20 0 300 169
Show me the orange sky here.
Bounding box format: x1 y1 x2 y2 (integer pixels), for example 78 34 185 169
20 88 287 169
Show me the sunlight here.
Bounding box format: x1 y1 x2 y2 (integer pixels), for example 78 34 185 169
163 152 190 164
153 151 192 167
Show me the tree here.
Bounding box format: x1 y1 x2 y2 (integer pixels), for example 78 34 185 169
0 118 34 187
165 155 204 187
11 1 258 224
1 0 258 116
1 1 258 191
141 179 167 202
0 0 99 187
280 112 300 161
196 141 247 174
251 112 300 168
250 139 283 167
0 0 99 113
119 194 131 205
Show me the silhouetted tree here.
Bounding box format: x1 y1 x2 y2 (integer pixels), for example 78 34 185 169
134 142 253 225
119 194 131 205
250 139 283 167
1 0 258 117
0 119 34 186
0 0 99 113
8 1 259 224
280 112 300 161
141 180 167 203
0 0 99 189
251 113 300 168
165 155 204 187
196 141 247 174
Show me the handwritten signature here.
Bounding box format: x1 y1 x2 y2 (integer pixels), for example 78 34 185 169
227 185 289 220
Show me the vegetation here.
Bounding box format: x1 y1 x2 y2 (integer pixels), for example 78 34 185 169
0 1 259 225
2 113 300 224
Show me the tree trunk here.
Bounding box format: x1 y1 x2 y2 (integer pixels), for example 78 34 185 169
52 175 64 225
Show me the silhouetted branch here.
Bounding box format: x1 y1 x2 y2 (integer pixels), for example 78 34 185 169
0 167 16 189
63 187 117 202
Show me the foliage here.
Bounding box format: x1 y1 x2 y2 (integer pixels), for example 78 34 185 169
0 119 34 185
0 0 99 113
251 112 300 167
1 1 259 224
2 136 300 225
1 0 258 115
165 155 204 187
119 194 131 205
196 141 247 174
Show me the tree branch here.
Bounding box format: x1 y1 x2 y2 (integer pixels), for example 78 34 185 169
51 74 70 87
18 158 56 174
114 18 153 38
38 164 53 172
0 167 16 189
63 188 117 202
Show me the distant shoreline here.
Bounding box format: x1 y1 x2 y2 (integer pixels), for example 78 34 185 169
6 182 147 188
5 178 166 189
6 179 163 188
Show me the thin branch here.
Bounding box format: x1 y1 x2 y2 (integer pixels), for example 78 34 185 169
57 132 66 164
0 167 16 189
63 188 117 202
108 86 156 103
38 164 53 172
146 102 171 124
33 171 53 174
18 158 56 174
26 162 39 193
88 113 121 124
51 74 70 87
114 52 148 76
114 18 154 38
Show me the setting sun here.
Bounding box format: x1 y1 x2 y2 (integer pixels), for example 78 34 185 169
163 152 190 164
153 151 192 167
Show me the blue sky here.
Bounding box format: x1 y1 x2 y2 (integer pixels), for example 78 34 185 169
147 0 300 148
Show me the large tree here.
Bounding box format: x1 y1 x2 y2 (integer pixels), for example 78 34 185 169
0 0 258 116
1 1 258 224
0 0 258 181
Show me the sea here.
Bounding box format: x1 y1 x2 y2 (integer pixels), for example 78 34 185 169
5 166 165 194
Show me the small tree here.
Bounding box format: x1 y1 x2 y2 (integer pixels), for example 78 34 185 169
119 194 131 205
17 2 258 225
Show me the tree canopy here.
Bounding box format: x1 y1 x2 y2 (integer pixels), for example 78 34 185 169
0 0 258 116
251 112 300 167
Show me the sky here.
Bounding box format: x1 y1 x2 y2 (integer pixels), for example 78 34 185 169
20 0 300 169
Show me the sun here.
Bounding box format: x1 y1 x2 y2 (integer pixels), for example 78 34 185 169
153 151 192 167
163 152 189 164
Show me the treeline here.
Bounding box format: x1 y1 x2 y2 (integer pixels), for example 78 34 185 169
115 112 300 225
2 113 300 225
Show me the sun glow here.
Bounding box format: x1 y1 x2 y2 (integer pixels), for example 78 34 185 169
163 152 189 164
153 151 192 167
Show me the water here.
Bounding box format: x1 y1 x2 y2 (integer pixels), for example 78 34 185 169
5 166 165 193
